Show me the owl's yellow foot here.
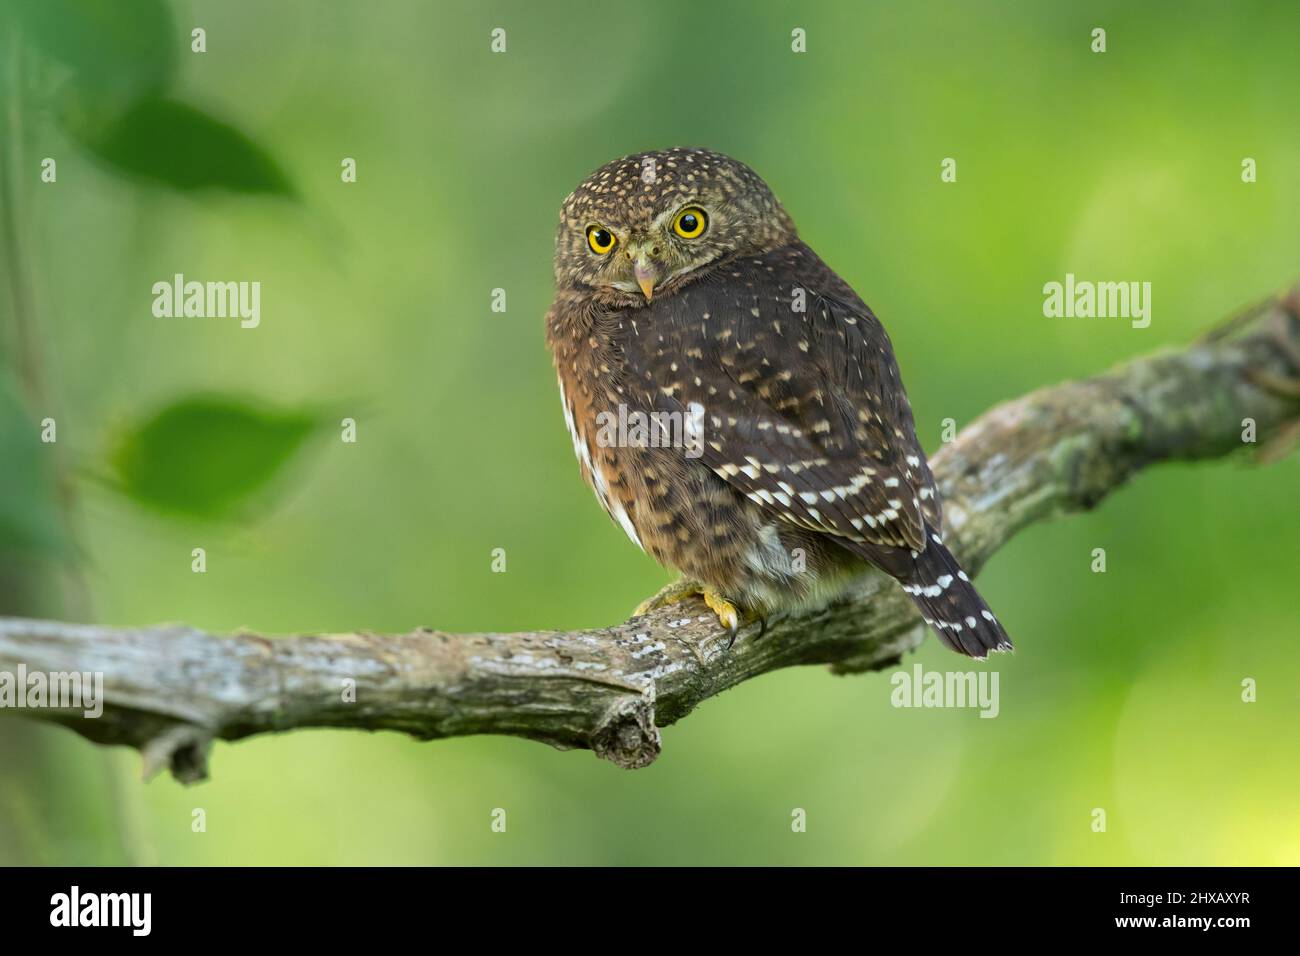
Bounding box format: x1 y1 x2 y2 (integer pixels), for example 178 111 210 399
633 579 704 616
634 579 746 638
702 589 741 634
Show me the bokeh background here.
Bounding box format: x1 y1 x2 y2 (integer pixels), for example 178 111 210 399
2 0 1298 865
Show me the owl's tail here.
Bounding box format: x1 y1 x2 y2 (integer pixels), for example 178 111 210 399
899 538 1012 659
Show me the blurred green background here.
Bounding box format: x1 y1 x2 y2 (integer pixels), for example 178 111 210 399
1 0 1298 865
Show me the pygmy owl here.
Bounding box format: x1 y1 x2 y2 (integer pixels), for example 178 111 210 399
545 147 1010 658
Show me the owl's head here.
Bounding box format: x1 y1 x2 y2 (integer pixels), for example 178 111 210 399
554 147 797 306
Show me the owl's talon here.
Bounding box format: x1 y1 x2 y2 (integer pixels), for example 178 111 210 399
633 578 706 617
704 589 766 650
703 589 741 634
633 581 749 644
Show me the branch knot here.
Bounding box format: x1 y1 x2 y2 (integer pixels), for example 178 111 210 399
591 692 660 769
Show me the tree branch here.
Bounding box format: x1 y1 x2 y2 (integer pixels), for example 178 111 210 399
3 289 1299 782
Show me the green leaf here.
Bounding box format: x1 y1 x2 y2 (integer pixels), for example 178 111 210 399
12 0 176 105
109 396 326 520
75 98 296 197
0 381 68 558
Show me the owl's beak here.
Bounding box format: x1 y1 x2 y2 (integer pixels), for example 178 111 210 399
632 253 659 303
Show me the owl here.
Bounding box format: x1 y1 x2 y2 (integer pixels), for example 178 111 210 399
545 147 1011 658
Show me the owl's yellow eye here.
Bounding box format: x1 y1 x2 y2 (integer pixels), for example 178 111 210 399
586 225 616 255
673 207 707 239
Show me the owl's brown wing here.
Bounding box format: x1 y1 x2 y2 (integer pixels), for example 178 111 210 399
620 242 939 553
